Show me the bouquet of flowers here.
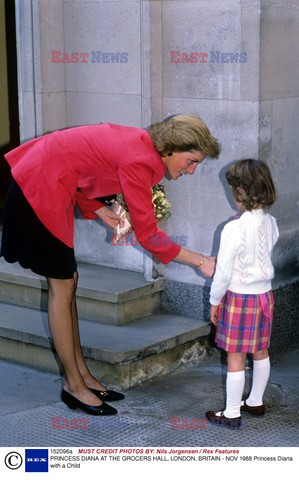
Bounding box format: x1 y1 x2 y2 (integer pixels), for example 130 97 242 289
112 184 171 243
151 184 171 220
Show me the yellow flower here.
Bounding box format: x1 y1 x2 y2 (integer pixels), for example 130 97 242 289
117 184 171 222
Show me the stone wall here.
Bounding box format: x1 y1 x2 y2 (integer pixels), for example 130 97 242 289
259 0 299 288
158 0 299 356
153 0 261 287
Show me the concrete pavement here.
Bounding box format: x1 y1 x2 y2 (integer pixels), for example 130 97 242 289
0 348 298 447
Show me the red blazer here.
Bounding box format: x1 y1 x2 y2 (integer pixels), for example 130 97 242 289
5 123 181 264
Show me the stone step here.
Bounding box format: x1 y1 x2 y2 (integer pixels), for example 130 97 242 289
0 258 163 325
0 302 210 389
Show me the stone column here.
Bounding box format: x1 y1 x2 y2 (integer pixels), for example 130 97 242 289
259 0 299 287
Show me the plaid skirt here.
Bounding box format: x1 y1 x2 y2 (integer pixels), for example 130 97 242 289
215 290 274 353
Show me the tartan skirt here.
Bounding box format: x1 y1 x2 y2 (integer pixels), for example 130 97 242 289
215 290 274 353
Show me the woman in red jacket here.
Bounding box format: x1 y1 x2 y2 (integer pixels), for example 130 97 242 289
1 114 220 415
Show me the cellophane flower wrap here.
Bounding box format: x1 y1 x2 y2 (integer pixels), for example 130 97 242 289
112 184 171 243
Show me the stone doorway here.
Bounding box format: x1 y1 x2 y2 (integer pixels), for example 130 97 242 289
0 0 19 225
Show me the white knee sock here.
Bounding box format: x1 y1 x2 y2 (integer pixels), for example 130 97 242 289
222 370 245 418
245 357 270 407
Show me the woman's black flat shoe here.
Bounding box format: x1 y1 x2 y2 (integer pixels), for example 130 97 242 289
89 388 125 402
61 389 118 415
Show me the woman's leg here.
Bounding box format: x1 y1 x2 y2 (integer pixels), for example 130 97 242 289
222 352 246 418
47 275 102 406
70 272 107 391
245 349 270 406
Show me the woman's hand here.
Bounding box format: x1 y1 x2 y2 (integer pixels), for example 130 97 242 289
210 304 219 326
173 248 216 277
95 206 125 229
198 255 216 278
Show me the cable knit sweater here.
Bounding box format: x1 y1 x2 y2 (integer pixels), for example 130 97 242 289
210 209 279 305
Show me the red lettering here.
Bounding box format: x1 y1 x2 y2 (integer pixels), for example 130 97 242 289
180 53 190 63
80 52 89 63
111 234 120 245
130 235 138 246
180 418 190 429
51 417 62 429
189 52 198 63
170 417 182 429
124 236 131 246
80 419 90 429
61 418 70 429
189 418 199 429
199 418 208 429
117 237 126 246
51 51 62 63
170 51 181 63
61 52 70 63
70 418 80 429
199 52 208 63
71 52 80 63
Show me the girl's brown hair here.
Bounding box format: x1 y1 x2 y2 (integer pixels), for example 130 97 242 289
147 114 220 158
226 159 276 210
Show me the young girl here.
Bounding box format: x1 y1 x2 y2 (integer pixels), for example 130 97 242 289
206 159 279 429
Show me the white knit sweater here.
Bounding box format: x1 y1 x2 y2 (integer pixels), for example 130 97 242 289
210 209 279 306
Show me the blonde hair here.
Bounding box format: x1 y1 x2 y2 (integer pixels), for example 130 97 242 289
226 159 276 210
147 114 220 158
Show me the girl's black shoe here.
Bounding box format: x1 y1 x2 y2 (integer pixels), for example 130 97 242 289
61 389 118 415
206 410 242 429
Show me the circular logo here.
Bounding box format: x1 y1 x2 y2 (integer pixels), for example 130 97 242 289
4 452 23 470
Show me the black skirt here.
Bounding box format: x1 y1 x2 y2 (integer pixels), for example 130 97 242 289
0 177 77 279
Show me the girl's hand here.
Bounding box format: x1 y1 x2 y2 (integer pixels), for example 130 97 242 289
95 206 125 229
198 255 216 278
210 305 219 326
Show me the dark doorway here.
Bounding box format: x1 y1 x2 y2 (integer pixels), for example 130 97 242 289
0 0 20 225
